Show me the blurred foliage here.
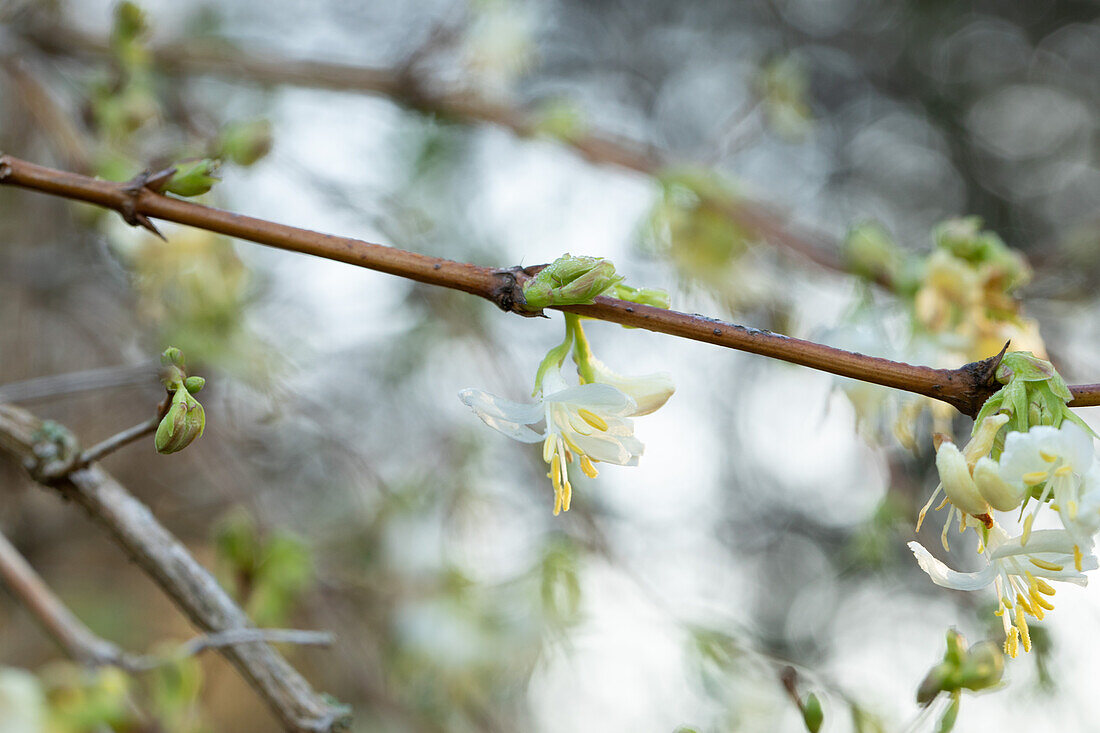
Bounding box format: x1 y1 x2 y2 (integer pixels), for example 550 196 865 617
214 508 313 627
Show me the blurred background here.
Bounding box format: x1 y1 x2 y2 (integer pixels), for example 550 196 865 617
1 0 1100 730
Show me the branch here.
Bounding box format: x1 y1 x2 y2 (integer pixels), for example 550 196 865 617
0 528 333 673
0 402 348 733
19 23 856 280
0 528 126 667
2 154 1097 416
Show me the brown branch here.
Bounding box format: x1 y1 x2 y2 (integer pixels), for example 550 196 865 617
0 402 348 733
19 23 856 280
2 154 1098 415
0 528 126 666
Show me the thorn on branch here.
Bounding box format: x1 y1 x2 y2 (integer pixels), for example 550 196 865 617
117 167 175 240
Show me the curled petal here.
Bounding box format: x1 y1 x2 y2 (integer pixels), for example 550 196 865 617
908 541 996 591
459 388 546 443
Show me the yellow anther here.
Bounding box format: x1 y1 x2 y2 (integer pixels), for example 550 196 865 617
580 454 599 479
1075 545 1083 572
553 487 562 516
1055 465 1073 477
1022 514 1034 545
1035 578 1056 596
1030 557 1065 572
1017 613 1032 653
934 497 950 511
1031 590 1054 611
1040 450 1058 463
1025 571 1039 592
1023 471 1049 486
550 454 562 492
577 408 608 432
543 435 556 462
1014 595 1033 616
1004 627 1019 658
563 480 572 512
1068 501 1079 519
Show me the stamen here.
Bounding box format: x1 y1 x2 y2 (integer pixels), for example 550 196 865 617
580 454 598 479
1021 514 1034 546
1003 627 1019 658
1054 465 1073 477
1035 578 1056 596
1039 450 1058 462
1068 501 1079 519
940 507 953 552
1030 557 1065 572
1075 545 1083 572
1031 591 1054 611
577 408 608 432
1014 594 1033 616
1023 471 1049 486
563 480 572 512
543 435 555 462
1017 613 1031 653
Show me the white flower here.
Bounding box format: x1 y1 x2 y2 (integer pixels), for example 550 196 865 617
909 525 1098 657
996 422 1100 553
587 356 675 416
459 370 645 515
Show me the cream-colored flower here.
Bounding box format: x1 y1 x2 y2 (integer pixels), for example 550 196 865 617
910 525 1097 658
587 356 675 416
460 370 645 515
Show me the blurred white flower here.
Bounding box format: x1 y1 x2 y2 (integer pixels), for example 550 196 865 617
460 370 645 515
909 524 1098 658
0 667 45 733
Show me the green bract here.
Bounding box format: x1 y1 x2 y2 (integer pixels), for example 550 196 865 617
521 253 623 311
917 630 1004 705
972 351 1092 456
162 159 221 198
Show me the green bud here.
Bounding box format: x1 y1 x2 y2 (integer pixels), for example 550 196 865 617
844 220 901 284
917 662 953 705
216 120 273 167
996 352 1058 384
802 693 823 733
956 641 1004 692
183 376 206 394
155 387 205 454
943 628 967 667
163 159 221 197
522 254 623 311
112 1 148 46
612 283 671 309
161 347 183 367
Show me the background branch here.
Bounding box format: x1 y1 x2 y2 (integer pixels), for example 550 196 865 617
17 23 856 281
0 402 348 733
4 154 1095 415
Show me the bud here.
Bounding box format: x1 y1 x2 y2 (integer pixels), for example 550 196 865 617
801 693 823 733
935 441 990 516
216 120 273 167
612 283 671 309
844 220 901 284
155 387 205 454
161 347 183 367
162 159 221 198
183 376 206 394
956 641 1004 691
522 254 623 311
973 457 1024 512
111 1 148 47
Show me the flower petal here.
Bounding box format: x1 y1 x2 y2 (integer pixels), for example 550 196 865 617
459 388 546 443
908 541 996 591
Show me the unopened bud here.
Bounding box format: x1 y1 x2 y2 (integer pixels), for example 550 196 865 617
163 159 220 198
161 347 183 367
612 283 671 309
956 641 1004 692
183 376 206 394
155 388 205 454
802 693 823 733
522 254 623 311
216 120 273 167
935 442 990 516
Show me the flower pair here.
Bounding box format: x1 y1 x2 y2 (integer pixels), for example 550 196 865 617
460 359 673 515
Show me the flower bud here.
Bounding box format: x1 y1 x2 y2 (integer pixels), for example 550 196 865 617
522 254 623 311
216 120 273 167
161 347 183 367
155 388 205 454
612 283 671 309
972 457 1023 512
163 159 221 198
935 441 990 516
802 693 823 733
183 376 206 394
956 641 1004 691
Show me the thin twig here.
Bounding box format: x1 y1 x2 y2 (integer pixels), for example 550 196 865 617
0 361 158 403
3 154 1090 415
74 416 159 468
124 629 336 672
0 403 348 733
